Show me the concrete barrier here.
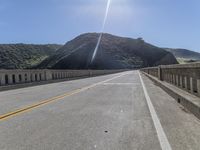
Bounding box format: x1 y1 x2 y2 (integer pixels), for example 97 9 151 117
141 63 200 120
0 69 125 88
141 63 200 98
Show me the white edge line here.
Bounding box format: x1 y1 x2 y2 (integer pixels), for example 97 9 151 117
138 71 172 150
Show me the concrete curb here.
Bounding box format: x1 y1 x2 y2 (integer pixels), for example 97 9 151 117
141 71 200 120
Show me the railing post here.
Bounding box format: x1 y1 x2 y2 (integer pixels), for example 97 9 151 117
15 73 19 83
31 73 35 82
170 74 173 83
21 73 25 83
41 72 45 81
27 72 31 82
45 70 52 81
158 66 163 81
167 74 169 82
190 77 194 94
184 76 188 90
168 74 170 82
8 74 13 84
173 74 176 84
176 75 179 86
197 79 200 96
180 76 183 88
0 73 5 85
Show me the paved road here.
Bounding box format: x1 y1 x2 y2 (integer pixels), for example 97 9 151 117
0 71 200 150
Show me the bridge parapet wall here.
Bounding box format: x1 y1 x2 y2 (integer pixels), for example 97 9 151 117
0 69 123 87
141 63 200 97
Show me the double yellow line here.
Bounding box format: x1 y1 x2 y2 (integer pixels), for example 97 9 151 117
0 88 82 121
0 72 129 122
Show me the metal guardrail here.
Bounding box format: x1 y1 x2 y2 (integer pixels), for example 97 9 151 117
141 63 200 97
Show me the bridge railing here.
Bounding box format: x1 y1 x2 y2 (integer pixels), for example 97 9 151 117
0 69 124 86
141 63 200 97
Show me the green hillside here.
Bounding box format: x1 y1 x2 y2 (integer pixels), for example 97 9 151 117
0 44 62 69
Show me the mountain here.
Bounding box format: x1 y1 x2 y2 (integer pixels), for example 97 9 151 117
165 48 200 64
0 44 62 69
37 33 178 69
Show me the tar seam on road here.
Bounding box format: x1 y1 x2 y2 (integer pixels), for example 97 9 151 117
0 72 131 122
138 71 172 150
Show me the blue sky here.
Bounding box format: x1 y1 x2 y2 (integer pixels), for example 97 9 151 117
0 0 200 51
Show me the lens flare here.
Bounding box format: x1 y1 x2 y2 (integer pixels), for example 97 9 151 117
91 0 112 64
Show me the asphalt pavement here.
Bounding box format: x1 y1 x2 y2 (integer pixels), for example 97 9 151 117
0 71 200 150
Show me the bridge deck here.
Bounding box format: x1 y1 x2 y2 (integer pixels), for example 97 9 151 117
0 71 200 150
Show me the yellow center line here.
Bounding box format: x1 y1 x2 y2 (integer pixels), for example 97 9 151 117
0 72 130 122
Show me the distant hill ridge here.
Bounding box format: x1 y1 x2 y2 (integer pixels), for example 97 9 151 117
165 48 200 64
37 33 178 69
